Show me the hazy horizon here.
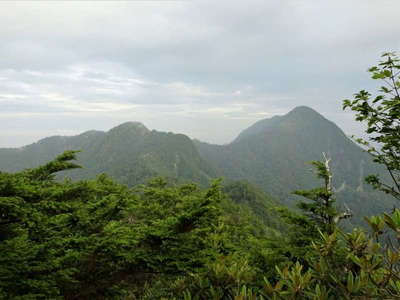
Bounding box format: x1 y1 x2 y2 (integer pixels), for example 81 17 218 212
0 105 362 149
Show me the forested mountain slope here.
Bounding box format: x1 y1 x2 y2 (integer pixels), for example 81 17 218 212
195 106 396 225
0 122 215 186
222 180 284 231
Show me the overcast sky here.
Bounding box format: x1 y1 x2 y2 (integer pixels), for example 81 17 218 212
1 1 399 147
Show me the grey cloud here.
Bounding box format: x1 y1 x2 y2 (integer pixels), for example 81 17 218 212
0 0 399 147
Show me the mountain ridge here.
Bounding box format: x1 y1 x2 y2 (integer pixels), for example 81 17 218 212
194 106 395 226
0 106 396 226
0 122 216 186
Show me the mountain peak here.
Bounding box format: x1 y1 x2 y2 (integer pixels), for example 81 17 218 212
109 122 150 136
287 106 321 117
284 106 328 125
234 106 328 142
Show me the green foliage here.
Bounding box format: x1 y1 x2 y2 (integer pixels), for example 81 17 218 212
343 52 400 200
273 206 319 264
0 152 224 298
263 210 400 299
222 181 284 231
177 210 400 300
294 157 351 234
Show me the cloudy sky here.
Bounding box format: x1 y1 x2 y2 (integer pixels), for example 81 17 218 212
1 1 399 147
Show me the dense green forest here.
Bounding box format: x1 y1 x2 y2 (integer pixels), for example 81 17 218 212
1 54 399 299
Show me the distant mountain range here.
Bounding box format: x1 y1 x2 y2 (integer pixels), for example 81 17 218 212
0 106 396 226
0 121 215 186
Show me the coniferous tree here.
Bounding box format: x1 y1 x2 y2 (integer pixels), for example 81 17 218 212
0 151 225 298
294 154 352 234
